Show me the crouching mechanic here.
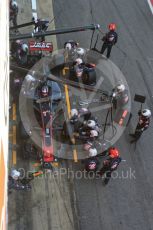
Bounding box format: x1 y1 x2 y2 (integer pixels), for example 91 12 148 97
75 129 99 141
98 147 122 185
81 119 101 133
130 109 151 143
64 41 86 62
84 148 99 172
70 108 100 131
70 108 99 141
10 0 18 27
63 108 91 138
64 40 79 50
11 40 29 66
70 108 92 126
72 58 84 79
70 58 96 85
8 169 32 191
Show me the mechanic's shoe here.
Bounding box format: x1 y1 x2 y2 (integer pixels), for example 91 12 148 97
103 178 109 185
101 55 107 60
92 48 102 54
91 47 98 52
129 134 132 136
97 171 104 177
130 139 136 144
129 134 136 138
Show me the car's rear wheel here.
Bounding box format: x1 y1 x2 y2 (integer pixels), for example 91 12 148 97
87 71 96 86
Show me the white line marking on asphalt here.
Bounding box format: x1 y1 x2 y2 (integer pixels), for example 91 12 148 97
147 0 153 14
31 0 37 19
31 0 36 10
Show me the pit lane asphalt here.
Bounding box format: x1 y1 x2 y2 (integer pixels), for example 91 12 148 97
53 0 153 229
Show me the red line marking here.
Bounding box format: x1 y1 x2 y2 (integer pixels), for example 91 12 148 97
119 118 123 126
122 110 128 118
151 0 153 5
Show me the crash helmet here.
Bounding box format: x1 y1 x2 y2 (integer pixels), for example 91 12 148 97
22 43 29 53
83 141 93 151
89 148 97 157
141 109 151 118
25 74 35 82
11 1 18 9
79 107 88 113
65 43 72 50
87 120 96 128
75 58 83 65
69 40 79 48
16 39 21 44
11 169 20 180
88 159 97 170
76 48 85 56
108 23 116 31
70 108 78 117
116 84 125 93
41 85 49 96
90 130 98 137
32 17 39 23
109 147 119 158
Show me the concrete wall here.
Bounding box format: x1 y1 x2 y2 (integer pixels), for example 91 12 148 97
0 0 9 229
16 0 33 33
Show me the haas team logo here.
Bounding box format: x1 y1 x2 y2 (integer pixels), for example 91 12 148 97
29 41 53 52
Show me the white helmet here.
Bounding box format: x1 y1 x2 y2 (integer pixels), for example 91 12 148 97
70 109 78 117
87 120 96 128
89 148 97 157
41 18 47 22
83 142 93 151
22 43 29 53
16 40 21 44
79 108 88 113
141 109 151 118
11 1 18 9
11 169 20 180
75 58 83 65
90 130 98 137
76 48 85 56
25 74 35 82
65 43 72 50
116 84 125 93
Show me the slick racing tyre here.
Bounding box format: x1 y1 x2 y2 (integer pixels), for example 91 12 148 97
87 70 96 86
69 69 78 82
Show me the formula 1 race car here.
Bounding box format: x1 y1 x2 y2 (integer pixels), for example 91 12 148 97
33 80 62 168
20 72 62 169
69 61 97 86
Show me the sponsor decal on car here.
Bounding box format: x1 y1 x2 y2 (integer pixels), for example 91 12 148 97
29 41 53 52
